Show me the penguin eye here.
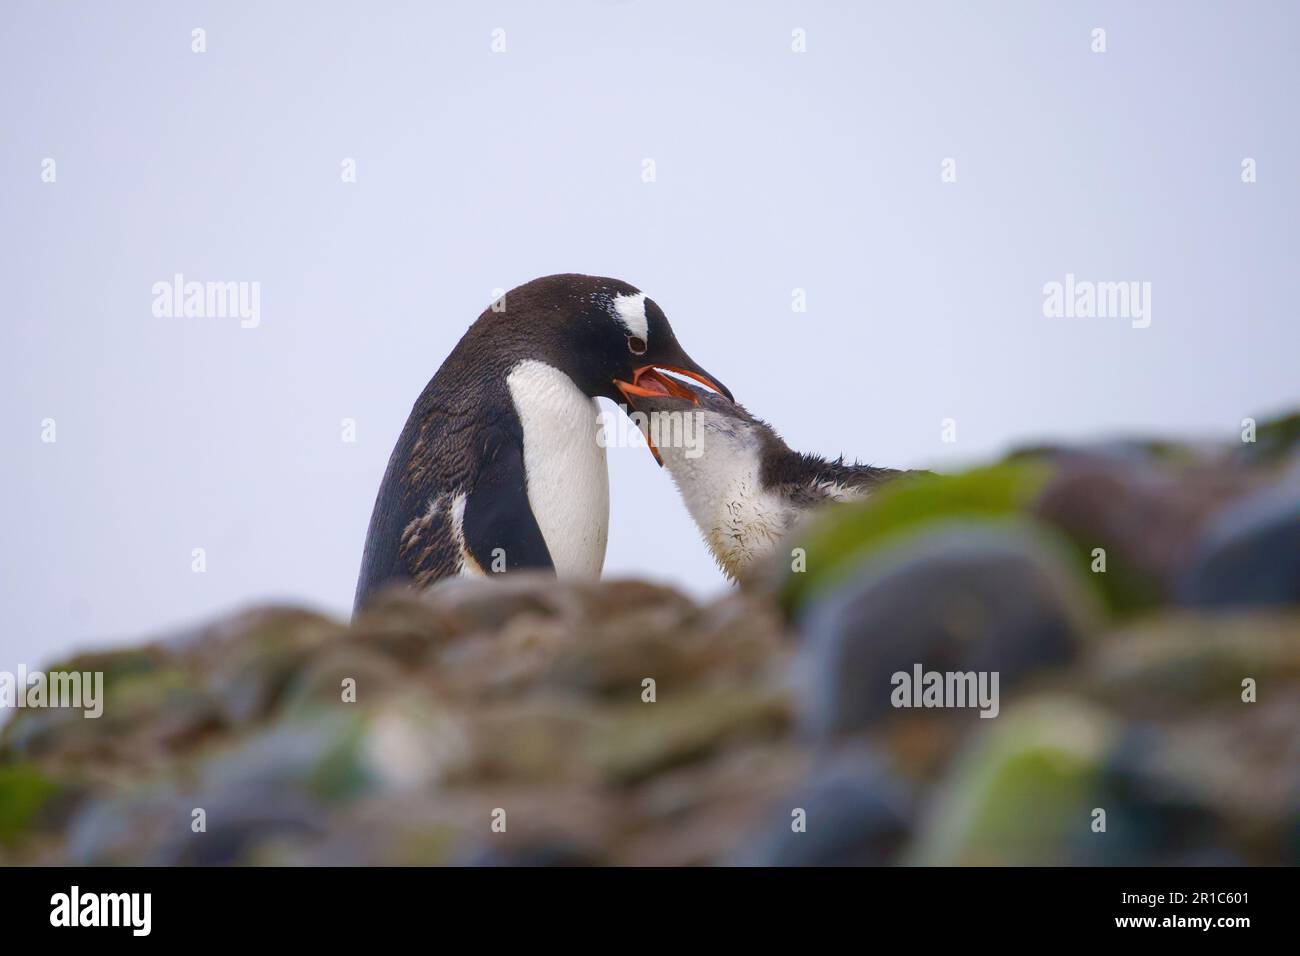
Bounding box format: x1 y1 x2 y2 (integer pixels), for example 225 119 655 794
627 335 647 356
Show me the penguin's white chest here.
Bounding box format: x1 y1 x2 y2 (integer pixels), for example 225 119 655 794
506 360 609 577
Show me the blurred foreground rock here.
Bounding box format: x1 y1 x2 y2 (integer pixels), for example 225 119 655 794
2 412 1297 865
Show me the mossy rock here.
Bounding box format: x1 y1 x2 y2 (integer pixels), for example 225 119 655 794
775 462 1055 615
1082 610 1300 715
1241 409 1300 465
909 697 1115 865
584 689 792 786
196 709 373 804
0 765 60 846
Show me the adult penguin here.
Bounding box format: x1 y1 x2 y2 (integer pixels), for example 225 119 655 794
353 273 731 612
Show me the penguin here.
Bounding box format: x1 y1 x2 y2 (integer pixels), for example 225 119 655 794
618 381 925 580
353 274 731 612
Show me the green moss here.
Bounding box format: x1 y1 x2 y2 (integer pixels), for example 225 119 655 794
778 462 1055 614
910 698 1113 865
305 713 372 802
0 765 60 845
1250 409 1300 464
107 666 195 710
393 825 460 865
1052 536 1163 616
43 647 165 684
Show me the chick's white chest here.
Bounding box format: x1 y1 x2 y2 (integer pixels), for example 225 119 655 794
668 443 791 580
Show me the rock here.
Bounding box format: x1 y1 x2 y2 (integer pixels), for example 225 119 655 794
1007 438 1204 469
199 609 343 727
618 744 806 865
1 706 104 763
1082 610 1300 715
347 589 466 662
419 572 580 632
0 646 179 763
2 413 1296 866
167 606 341 664
1179 480 1300 607
1032 460 1258 612
769 462 1055 616
1234 409 1300 466
1076 610 1300 865
359 697 472 791
63 789 176 865
909 696 1115 865
147 785 328 866
539 606 701 696
459 836 602 867
466 699 596 783
280 645 408 712
797 522 1095 738
1090 724 1237 866
582 689 792 786
197 711 372 803
1094 703 1300 866
909 683 1300 867
570 577 699 623
730 750 911 865
0 765 61 846
62 782 328 866
540 590 784 697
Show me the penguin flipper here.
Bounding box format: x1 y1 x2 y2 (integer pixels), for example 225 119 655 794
462 432 555 574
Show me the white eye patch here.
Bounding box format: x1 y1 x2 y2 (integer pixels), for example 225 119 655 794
612 292 649 342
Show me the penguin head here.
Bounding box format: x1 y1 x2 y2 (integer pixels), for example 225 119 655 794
493 274 733 412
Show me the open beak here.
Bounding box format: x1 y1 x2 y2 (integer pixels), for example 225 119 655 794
612 364 732 406
612 364 732 466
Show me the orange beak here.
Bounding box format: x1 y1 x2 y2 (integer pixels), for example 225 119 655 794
613 365 718 404
613 365 731 466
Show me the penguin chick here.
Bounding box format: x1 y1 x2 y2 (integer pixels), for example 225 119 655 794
626 383 922 580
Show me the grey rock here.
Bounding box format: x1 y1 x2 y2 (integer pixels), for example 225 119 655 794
459 836 602 867
197 711 371 802
1089 723 1230 866
64 790 172 865
148 784 328 866
421 572 579 631
1180 481 1300 607
798 523 1093 737
730 751 910 866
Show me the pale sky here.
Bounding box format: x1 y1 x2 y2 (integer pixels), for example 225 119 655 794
3 1 1297 670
